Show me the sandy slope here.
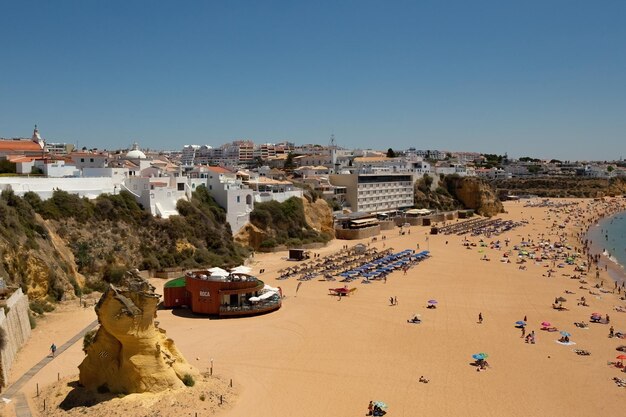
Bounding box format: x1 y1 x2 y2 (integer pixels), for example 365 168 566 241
4 198 626 417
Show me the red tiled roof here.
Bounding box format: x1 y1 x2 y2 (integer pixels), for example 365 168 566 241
206 166 231 174
0 140 43 152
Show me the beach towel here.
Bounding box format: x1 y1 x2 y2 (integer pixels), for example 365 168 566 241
555 340 576 346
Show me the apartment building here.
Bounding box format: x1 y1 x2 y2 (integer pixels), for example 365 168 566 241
329 173 414 213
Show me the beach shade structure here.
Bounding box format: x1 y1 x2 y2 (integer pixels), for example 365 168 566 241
472 353 489 361
591 313 602 317
560 331 571 337
541 321 551 327
230 265 252 274
428 299 438 304
373 401 388 409
208 267 229 277
556 297 567 302
515 321 527 327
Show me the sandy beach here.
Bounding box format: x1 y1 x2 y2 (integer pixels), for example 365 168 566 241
3 198 626 417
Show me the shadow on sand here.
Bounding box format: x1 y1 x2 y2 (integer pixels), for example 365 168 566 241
59 381 118 410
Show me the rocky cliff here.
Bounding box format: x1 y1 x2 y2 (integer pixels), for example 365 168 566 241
0 190 82 307
491 177 626 198
79 270 198 394
236 196 333 250
445 176 504 216
1 186 245 306
414 175 503 217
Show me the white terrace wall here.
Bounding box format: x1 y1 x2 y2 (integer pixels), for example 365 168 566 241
0 289 32 388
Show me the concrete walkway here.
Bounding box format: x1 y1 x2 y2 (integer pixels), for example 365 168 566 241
2 320 98 416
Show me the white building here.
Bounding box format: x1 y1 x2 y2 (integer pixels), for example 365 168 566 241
121 175 191 218
329 172 414 213
205 166 254 234
181 145 200 166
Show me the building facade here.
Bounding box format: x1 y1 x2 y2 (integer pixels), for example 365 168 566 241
329 172 414 213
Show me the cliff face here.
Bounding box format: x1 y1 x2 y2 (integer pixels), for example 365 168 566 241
236 196 334 250
1 187 245 304
303 198 335 236
79 270 198 394
491 177 626 198
0 192 81 304
445 176 504 217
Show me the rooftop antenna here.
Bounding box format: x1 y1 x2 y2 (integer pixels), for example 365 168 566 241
330 134 340 174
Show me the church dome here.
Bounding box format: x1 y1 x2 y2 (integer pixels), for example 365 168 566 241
126 142 146 159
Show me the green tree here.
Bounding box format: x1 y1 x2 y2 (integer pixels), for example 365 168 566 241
607 165 614 172
284 152 296 170
386 148 396 158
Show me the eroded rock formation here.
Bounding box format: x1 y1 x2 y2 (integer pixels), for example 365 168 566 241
446 176 504 217
78 270 198 394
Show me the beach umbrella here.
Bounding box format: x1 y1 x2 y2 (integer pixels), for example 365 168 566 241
556 297 567 302
617 355 626 360
541 321 551 327
515 321 527 327
591 312 602 317
373 401 388 410
560 331 571 337
472 353 488 360
428 299 438 304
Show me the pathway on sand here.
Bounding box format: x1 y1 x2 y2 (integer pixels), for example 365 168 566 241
2 320 98 417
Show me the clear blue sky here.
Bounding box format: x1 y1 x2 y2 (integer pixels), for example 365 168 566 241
1 0 625 161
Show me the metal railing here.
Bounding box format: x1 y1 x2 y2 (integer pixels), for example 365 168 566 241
219 296 281 315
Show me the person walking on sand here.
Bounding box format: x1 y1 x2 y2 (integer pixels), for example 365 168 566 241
478 312 483 323
521 327 526 338
394 296 398 306
50 343 57 358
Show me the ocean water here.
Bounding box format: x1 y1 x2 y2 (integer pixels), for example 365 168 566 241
587 210 626 281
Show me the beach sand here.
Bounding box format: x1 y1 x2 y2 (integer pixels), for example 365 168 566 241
4 198 626 417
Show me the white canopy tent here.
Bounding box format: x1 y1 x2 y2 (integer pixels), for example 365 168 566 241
208 267 229 277
230 265 252 274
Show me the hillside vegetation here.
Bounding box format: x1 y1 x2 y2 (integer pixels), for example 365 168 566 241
248 196 333 249
0 185 245 305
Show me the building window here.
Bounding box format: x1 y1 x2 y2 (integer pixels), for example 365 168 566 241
177 183 185 191
237 196 240 203
80 158 85 162
90 158 94 163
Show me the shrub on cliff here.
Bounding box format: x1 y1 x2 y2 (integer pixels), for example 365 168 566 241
250 197 332 248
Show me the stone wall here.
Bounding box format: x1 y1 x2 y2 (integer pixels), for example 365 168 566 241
0 288 32 388
335 225 381 240
378 220 396 231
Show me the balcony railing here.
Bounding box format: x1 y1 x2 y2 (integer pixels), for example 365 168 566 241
219 295 282 316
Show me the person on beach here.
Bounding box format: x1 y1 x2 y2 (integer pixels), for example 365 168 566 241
368 401 374 416
521 327 526 338
609 326 614 338
478 312 483 324
50 343 57 357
